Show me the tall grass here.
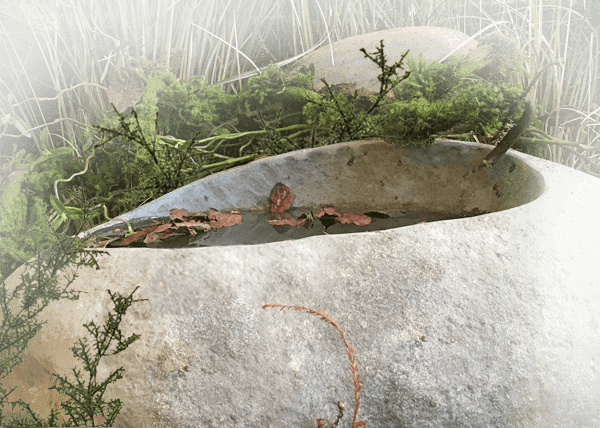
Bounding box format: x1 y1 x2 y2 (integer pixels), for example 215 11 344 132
0 0 598 174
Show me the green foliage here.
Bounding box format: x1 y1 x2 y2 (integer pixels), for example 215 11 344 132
393 53 479 102
76 68 166 171
261 41 406 153
130 62 312 143
118 111 214 204
471 32 528 84
237 64 313 123
454 80 525 133
387 45 523 142
380 98 457 146
300 87 338 130
0 36 544 284
0 220 145 427
153 74 235 140
0 150 85 279
146 63 313 139
86 72 174 197
92 104 259 201
252 40 530 155
91 63 313 161
302 86 380 143
76 73 170 212
0 129 117 278
290 37 536 149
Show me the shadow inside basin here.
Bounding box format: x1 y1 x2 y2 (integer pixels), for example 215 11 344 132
82 139 545 247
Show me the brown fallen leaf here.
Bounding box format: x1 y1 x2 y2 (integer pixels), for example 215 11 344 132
119 224 159 246
208 209 243 229
315 206 371 226
337 213 371 225
270 182 295 213
170 208 200 221
175 220 212 232
144 230 186 244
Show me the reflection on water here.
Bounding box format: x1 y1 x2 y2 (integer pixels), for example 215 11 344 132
113 207 483 248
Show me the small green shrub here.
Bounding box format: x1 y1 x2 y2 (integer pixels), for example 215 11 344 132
0 149 87 279
0 224 145 427
288 40 529 150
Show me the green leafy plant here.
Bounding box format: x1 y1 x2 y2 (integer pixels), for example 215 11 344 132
392 53 475 102
95 62 312 148
0 217 146 427
379 51 527 147
0 149 87 280
29 128 89 229
92 105 257 201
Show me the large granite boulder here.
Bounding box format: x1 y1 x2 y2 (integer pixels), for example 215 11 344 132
1 139 599 427
289 26 477 94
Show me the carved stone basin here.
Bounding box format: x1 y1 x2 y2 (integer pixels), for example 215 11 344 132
2 139 599 428
83 139 543 240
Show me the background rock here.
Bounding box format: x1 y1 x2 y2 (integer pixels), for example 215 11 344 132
290 26 477 94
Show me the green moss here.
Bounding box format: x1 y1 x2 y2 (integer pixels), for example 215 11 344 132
290 38 536 149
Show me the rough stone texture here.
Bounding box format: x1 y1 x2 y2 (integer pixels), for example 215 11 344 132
289 26 478 94
1 140 599 428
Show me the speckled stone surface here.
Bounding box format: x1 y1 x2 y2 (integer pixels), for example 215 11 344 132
2 140 599 428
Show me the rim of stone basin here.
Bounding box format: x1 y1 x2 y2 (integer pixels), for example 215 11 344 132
81 139 545 240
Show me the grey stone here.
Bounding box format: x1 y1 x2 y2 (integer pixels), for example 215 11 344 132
1 139 599 428
289 26 477 94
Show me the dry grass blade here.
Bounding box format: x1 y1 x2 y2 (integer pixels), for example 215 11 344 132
263 303 367 427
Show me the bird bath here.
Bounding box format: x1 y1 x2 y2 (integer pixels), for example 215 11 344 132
82 139 544 246
7 138 600 427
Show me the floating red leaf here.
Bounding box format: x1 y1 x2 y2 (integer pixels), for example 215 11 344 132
314 206 371 226
269 182 295 213
208 209 243 229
